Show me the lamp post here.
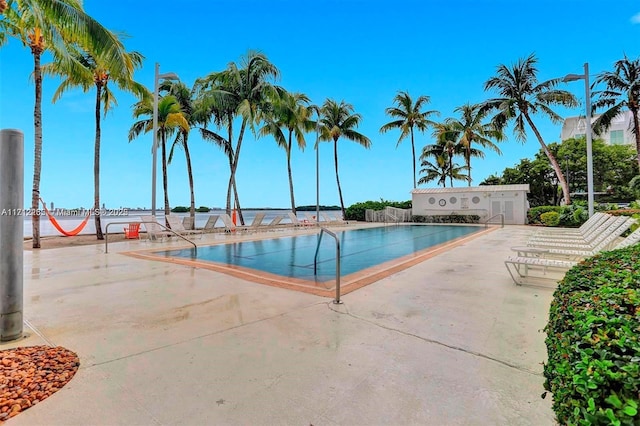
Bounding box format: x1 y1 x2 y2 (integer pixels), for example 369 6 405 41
315 113 321 227
563 63 594 217
151 62 179 217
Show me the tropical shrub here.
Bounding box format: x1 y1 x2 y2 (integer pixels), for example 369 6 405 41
540 211 561 227
411 214 480 224
171 206 188 213
528 206 564 225
543 245 640 425
196 206 210 212
345 200 411 221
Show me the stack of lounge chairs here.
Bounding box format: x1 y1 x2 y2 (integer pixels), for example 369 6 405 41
505 213 640 285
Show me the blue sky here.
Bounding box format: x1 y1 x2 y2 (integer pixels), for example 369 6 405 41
2 0 640 210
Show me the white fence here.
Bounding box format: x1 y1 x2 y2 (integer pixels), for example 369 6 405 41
365 207 412 223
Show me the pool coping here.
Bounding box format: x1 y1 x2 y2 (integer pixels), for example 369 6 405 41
123 224 499 298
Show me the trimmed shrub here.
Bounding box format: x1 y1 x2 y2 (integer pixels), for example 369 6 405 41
411 214 480 224
540 211 561 227
543 246 640 425
529 206 565 225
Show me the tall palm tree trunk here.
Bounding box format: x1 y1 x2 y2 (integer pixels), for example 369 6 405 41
524 113 570 204
466 148 472 187
631 108 640 171
31 48 43 249
225 119 234 216
410 128 416 189
228 121 246 225
161 131 170 220
94 84 104 239
333 139 346 219
183 133 195 228
287 131 296 213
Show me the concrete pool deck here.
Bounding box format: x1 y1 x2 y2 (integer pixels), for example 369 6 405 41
4 224 557 425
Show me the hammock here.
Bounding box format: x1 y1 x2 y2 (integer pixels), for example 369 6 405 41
39 198 91 237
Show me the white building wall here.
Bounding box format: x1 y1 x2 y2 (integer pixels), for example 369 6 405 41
561 111 634 145
411 185 530 225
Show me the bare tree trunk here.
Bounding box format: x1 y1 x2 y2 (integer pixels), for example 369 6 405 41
632 108 640 172
225 118 234 216
161 130 170 222
94 83 104 239
524 113 570 204
229 120 247 225
183 132 195 228
287 130 296 213
410 127 416 189
31 49 43 249
334 138 346 219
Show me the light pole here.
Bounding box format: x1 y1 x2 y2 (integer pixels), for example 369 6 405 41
151 62 179 217
315 113 321 227
563 63 594 217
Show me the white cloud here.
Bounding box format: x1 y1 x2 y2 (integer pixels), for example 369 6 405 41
631 12 640 24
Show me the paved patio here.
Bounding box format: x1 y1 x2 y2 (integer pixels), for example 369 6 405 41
4 224 557 425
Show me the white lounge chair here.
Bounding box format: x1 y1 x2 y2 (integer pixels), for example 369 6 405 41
140 215 171 242
264 215 284 230
505 256 579 285
287 212 312 228
182 216 195 230
531 212 609 237
219 213 237 233
528 214 616 243
203 215 220 232
506 219 639 285
166 215 204 239
527 216 632 249
240 212 266 233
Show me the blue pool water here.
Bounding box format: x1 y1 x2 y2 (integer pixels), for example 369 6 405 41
161 225 481 282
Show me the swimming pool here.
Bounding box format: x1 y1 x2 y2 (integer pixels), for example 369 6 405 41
140 224 488 297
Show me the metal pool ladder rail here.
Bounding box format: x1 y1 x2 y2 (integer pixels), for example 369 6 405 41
314 228 342 304
484 213 505 228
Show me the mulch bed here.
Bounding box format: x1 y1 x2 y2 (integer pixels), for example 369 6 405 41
0 346 79 422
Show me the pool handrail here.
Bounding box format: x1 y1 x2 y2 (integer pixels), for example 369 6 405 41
484 213 504 228
105 220 198 254
314 227 342 304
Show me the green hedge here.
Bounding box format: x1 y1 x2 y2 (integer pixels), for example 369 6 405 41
543 245 640 425
345 200 411 221
411 214 480 224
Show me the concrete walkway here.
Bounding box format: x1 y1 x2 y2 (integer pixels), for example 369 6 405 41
4 225 557 425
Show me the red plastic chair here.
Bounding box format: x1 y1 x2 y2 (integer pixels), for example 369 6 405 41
124 223 140 239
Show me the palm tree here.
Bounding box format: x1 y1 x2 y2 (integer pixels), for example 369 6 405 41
418 153 466 188
259 90 313 214
196 51 279 224
318 99 371 218
592 55 640 171
422 125 468 187
159 80 201 227
44 47 147 239
380 91 438 188
1 0 137 248
482 54 578 204
129 95 189 220
446 103 502 186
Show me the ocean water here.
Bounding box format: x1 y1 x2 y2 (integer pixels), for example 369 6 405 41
18 209 340 238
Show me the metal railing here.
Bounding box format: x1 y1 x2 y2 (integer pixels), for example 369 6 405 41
313 227 342 304
105 221 198 254
483 213 505 228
